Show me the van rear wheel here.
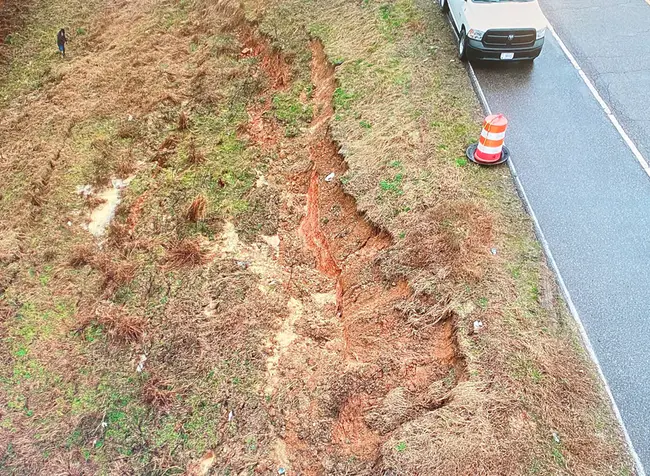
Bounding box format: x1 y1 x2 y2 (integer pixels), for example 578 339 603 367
439 0 449 12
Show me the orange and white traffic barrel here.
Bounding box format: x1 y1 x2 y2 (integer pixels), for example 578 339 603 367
466 114 510 165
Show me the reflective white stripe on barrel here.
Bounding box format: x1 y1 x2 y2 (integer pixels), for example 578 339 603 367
476 144 503 155
474 114 508 164
480 130 506 141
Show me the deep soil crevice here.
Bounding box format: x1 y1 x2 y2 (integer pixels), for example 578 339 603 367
245 36 468 473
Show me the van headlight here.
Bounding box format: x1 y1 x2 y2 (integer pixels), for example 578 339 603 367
467 29 485 41
536 28 546 40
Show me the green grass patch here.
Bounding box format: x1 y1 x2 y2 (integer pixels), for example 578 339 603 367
511 356 544 384
333 87 355 110
379 173 404 195
376 0 420 40
271 86 313 137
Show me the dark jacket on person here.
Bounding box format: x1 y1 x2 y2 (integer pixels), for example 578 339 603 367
57 29 67 47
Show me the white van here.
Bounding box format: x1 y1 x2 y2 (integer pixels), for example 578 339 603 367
439 0 548 61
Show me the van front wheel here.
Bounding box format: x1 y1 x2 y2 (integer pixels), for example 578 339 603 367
459 28 468 61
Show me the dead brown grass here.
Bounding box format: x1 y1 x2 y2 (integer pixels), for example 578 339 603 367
154 135 180 168
382 381 505 474
395 293 455 330
187 140 205 165
159 134 180 152
69 243 96 267
41 451 97 476
102 309 145 342
177 110 189 131
185 194 207 222
142 375 177 407
364 387 417 435
0 300 15 322
76 304 145 343
116 120 141 140
0 230 21 263
0 1 33 65
194 0 246 34
89 138 115 186
85 194 107 209
106 221 130 249
164 238 207 268
115 153 136 178
93 254 137 289
395 202 493 282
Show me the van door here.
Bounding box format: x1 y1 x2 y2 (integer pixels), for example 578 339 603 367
454 0 467 32
447 0 460 30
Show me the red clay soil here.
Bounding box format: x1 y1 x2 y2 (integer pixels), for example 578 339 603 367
299 42 393 318
241 34 467 474
286 41 466 473
241 26 289 150
240 25 291 90
246 97 283 150
331 394 383 459
299 170 342 278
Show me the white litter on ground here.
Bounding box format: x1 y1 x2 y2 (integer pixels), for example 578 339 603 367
87 178 133 237
76 184 93 198
136 354 147 373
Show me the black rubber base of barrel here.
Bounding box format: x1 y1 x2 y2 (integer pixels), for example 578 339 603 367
466 144 510 166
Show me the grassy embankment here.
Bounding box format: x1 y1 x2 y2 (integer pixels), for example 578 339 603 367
0 0 633 474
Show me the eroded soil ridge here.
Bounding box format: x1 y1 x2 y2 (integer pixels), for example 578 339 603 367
250 37 467 473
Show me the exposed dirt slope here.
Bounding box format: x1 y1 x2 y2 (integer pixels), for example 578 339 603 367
249 39 468 473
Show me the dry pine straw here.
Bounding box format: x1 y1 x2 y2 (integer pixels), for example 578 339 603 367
0 0 634 474
0 0 281 472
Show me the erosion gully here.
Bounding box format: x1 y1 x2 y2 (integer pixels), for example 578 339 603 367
241 27 466 474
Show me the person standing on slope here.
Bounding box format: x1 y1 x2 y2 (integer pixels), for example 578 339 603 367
57 29 67 58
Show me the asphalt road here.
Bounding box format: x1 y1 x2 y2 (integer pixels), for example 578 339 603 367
470 2 650 472
540 0 650 162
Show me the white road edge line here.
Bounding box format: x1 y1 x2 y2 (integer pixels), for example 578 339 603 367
544 24 649 472
466 61 647 476
548 23 650 178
